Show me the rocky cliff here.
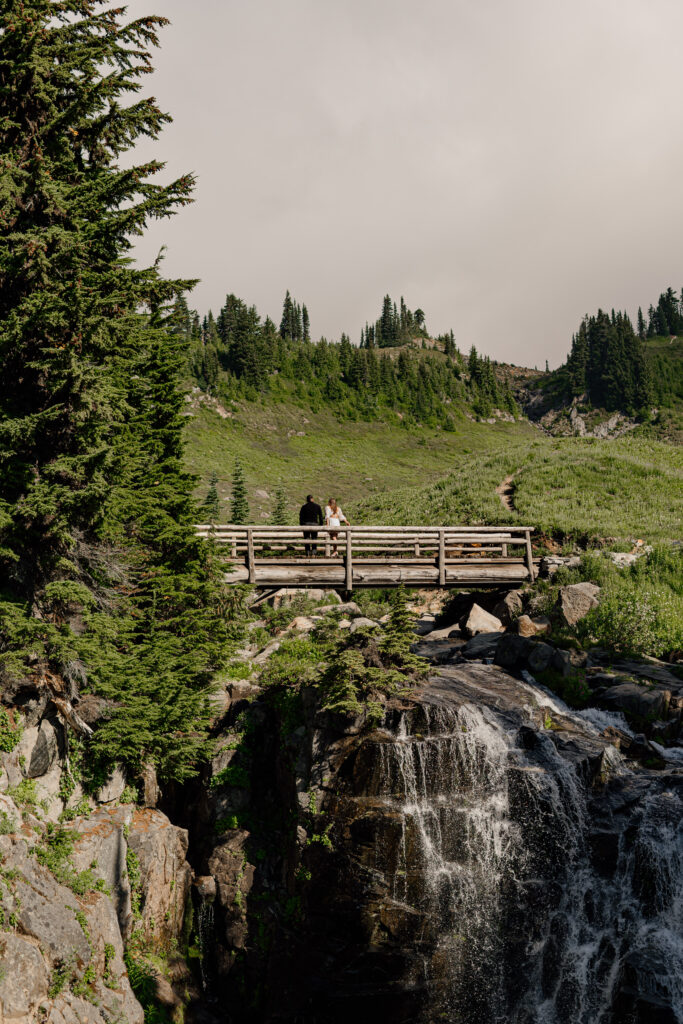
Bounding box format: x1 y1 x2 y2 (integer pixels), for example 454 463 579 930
183 624 682 1024
2 599 682 1024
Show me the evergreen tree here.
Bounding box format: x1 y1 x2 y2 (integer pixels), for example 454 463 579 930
379 586 423 670
0 1 237 784
202 472 220 521
302 304 310 342
230 459 250 524
637 306 646 339
271 486 289 526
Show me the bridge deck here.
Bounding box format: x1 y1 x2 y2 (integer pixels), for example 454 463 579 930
195 525 536 591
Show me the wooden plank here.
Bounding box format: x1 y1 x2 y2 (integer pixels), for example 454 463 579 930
247 529 255 585
224 563 530 588
438 529 446 586
525 529 535 582
345 529 353 591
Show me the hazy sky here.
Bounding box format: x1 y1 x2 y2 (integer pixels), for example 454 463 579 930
128 0 683 367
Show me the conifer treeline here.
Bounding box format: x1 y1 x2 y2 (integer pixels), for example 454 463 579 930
180 291 518 425
360 294 427 348
564 286 683 412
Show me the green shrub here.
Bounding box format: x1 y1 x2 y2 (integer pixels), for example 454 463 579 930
0 708 22 753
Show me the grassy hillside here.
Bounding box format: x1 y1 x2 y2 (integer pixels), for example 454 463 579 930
185 390 682 544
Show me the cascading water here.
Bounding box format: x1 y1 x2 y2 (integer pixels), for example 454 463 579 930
197 891 216 995
372 691 683 1024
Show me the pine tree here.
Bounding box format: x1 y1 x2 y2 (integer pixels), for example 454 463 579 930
379 586 424 671
637 306 646 339
202 472 220 521
0 1 238 785
230 459 250 524
271 486 289 525
302 304 310 342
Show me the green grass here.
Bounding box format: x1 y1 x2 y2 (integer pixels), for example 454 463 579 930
185 390 682 543
353 436 682 542
184 393 537 519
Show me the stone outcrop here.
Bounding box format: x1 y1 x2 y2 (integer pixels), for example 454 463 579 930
463 603 503 636
557 581 601 626
0 810 143 1024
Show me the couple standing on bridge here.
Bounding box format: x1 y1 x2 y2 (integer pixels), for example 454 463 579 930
299 495 350 556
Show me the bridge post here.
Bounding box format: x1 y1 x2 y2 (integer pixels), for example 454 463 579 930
438 529 446 586
247 528 255 584
524 530 535 581
345 528 353 591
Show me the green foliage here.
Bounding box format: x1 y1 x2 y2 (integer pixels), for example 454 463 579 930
271 486 289 526
0 708 22 753
127 846 143 919
202 472 220 522
8 779 38 810
0 811 17 835
124 951 172 1024
230 458 250 524
34 824 103 895
0 0 242 788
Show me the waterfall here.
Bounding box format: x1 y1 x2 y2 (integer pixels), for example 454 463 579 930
197 894 215 995
372 696 683 1024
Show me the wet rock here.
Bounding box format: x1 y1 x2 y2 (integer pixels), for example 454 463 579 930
492 589 524 626
556 582 600 627
598 683 671 722
527 642 554 673
461 633 504 661
463 604 503 637
494 634 533 669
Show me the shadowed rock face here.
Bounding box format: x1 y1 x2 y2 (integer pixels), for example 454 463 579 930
194 661 683 1024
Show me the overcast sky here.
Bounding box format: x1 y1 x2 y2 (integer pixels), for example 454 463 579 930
127 0 683 367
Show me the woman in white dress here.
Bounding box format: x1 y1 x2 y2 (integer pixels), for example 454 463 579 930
325 498 349 556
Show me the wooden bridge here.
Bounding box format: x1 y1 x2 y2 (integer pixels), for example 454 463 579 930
194 524 536 592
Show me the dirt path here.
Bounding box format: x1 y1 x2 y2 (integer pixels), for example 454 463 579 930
496 473 517 512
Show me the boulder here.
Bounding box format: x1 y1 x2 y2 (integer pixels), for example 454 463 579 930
527 642 554 673
492 590 524 626
349 617 380 633
556 582 600 627
413 614 437 636
598 683 671 722
253 638 284 665
463 604 503 637
338 618 352 629
423 625 461 641
515 614 551 637
461 633 505 661
26 717 61 778
494 634 533 669
288 616 317 632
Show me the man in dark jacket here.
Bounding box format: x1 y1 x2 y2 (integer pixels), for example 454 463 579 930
299 495 323 556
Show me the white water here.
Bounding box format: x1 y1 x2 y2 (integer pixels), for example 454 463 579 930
374 699 683 1023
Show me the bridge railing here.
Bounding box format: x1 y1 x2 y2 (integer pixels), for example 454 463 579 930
194 524 535 587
